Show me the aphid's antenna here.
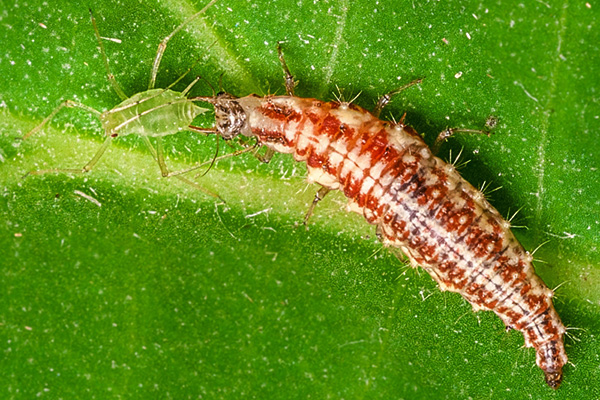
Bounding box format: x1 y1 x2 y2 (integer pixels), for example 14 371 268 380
148 0 218 89
165 39 219 93
91 40 220 121
454 310 473 325
89 9 128 101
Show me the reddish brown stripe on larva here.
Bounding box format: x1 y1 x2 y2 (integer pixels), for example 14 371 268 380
209 94 567 388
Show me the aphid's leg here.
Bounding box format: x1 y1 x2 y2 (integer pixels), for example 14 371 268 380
140 136 222 200
181 76 201 96
303 186 331 226
24 136 113 177
148 0 217 90
89 9 128 101
432 128 490 155
21 100 102 141
277 43 297 96
155 137 169 177
373 78 423 118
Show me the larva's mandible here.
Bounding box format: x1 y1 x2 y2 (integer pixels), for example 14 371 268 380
196 50 568 388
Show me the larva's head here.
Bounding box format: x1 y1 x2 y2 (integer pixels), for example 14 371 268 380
211 92 247 140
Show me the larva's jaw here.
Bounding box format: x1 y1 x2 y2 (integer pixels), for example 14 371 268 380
212 93 247 140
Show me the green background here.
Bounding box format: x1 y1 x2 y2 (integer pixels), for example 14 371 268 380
1 0 598 398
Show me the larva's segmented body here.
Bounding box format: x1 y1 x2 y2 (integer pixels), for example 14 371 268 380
204 93 567 388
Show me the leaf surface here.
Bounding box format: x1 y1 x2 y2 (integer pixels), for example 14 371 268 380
1 0 599 398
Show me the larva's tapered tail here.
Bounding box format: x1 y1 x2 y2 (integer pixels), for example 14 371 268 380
520 303 567 389
537 338 567 388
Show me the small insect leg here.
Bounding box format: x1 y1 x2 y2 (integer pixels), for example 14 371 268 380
89 9 128 101
373 78 423 118
230 136 275 163
21 100 102 141
432 127 491 155
140 136 223 200
155 137 169 177
148 0 217 90
277 43 297 96
254 147 275 163
375 225 408 263
24 136 113 177
303 186 331 227
181 76 201 96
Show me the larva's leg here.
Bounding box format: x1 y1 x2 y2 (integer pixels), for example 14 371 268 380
89 9 128 101
375 225 407 263
254 147 275 163
277 43 297 96
432 128 491 154
373 78 422 118
236 136 275 163
148 0 217 90
303 186 331 226
24 136 113 177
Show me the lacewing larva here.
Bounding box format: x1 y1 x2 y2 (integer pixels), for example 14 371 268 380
190 46 568 388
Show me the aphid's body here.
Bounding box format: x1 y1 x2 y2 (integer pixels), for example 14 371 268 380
101 89 205 138
21 2 218 197
203 92 568 388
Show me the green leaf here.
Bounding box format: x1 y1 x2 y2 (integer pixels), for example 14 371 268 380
1 0 598 398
